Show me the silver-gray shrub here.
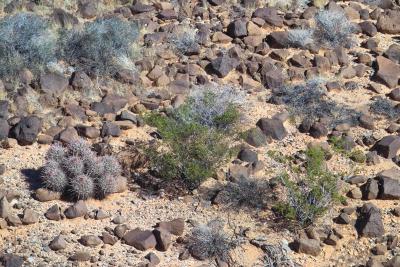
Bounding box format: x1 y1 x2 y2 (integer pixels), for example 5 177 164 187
275 78 360 126
41 139 125 200
61 17 139 76
314 10 356 48
0 12 57 81
264 242 295 267
188 219 239 262
287 28 314 48
370 96 400 120
169 24 200 56
175 84 246 130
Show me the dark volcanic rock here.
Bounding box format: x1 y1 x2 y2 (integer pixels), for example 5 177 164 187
10 116 42 145
356 203 385 238
256 118 287 140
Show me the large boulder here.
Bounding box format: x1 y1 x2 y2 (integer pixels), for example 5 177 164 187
356 203 385 238
292 238 321 256
252 8 283 27
10 116 42 145
256 118 288 140
210 54 239 78
123 229 157 251
40 73 69 96
378 177 400 200
0 119 9 141
377 10 400 34
372 135 400 159
376 56 400 88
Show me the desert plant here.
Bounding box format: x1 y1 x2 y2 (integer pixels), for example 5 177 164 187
144 85 244 189
188 219 239 262
61 17 139 76
41 139 125 200
0 12 57 82
267 0 310 10
224 177 271 209
275 78 360 127
273 146 343 226
370 96 400 119
313 9 356 48
145 114 232 188
264 243 295 267
287 28 314 48
169 24 200 56
175 84 245 131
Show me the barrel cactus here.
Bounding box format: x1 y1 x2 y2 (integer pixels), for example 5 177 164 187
41 139 126 200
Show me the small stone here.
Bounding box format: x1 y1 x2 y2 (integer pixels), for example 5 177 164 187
64 200 88 219
336 212 350 224
69 251 91 262
123 229 157 251
49 235 67 251
101 232 118 245
114 224 129 239
45 204 62 221
34 188 61 202
293 238 321 256
79 235 102 247
372 243 387 255
153 227 172 251
157 218 185 236
145 252 160 266
21 208 39 225
0 196 10 219
6 214 22 226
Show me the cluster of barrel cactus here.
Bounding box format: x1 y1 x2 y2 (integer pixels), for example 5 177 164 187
41 139 126 200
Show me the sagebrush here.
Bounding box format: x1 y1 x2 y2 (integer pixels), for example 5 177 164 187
314 10 356 48
188 219 240 262
274 78 360 127
41 139 126 200
169 24 200 56
0 13 57 82
61 17 139 76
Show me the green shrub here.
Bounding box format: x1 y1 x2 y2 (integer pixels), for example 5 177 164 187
273 146 343 226
144 85 243 189
145 112 232 188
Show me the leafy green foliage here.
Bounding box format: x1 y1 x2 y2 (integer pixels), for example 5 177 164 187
273 146 343 226
144 86 243 189
145 112 232 188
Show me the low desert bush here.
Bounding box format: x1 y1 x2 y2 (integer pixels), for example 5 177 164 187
144 85 244 189
370 96 400 119
314 9 356 48
264 242 295 267
267 0 310 11
274 79 360 127
41 139 126 200
169 24 200 56
287 28 314 48
0 12 57 82
175 85 245 131
188 219 240 262
61 17 139 77
273 146 343 226
223 177 271 209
